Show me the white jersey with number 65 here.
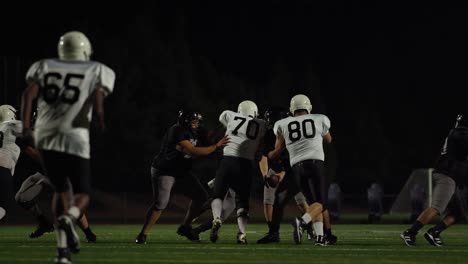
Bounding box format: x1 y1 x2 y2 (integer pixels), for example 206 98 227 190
273 114 330 166
25 59 115 159
219 110 267 160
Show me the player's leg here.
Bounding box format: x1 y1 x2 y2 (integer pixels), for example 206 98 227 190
76 214 97 243
0 167 14 222
210 158 232 243
15 172 54 238
401 172 455 246
424 186 465 246
232 159 253 244
322 209 337 245
176 173 210 242
136 168 175 244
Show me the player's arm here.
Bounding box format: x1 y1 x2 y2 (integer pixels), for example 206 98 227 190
21 82 40 131
268 135 285 161
323 132 332 144
93 87 106 132
177 135 230 156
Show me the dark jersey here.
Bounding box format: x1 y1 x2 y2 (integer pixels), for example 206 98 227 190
262 129 290 172
151 124 198 176
434 127 468 184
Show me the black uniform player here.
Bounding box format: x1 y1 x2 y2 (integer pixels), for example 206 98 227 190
401 114 468 246
135 110 229 244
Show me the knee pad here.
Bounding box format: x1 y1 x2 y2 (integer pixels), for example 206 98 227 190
294 192 307 205
237 208 249 219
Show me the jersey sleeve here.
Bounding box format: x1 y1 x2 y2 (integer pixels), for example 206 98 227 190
273 120 283 137
219 110 232 127
321 115 331 136
25 60 45 84
172 126 187 143
96 63 115 96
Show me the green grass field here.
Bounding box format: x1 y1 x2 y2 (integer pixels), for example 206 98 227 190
1 224 468 263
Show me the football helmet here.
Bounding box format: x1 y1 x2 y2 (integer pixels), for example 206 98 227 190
238 100 258 118
264 106 289 128
178 109 203 129
58 31 92 61
0 104 17 123
455 114 468 128
290 94 312 114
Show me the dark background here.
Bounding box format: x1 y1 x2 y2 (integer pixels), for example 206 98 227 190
1 2 468 197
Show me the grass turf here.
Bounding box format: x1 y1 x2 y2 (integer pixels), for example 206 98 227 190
1 224 468 263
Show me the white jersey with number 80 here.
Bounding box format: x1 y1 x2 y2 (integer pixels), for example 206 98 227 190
274 114 330 166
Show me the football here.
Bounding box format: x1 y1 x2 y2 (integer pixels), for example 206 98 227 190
265 174 280 188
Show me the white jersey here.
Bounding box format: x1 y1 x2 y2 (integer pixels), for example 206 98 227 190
0 120 22 175
26 59 115 159
274 114 330 166
219 110 267 160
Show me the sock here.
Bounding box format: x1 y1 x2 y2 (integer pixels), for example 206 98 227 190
267 221 272 230
67 206 80 221
270 222 280 233
432 222 448 233
408 220 424 233
56 228 67 248
313 222 324 236
211 198 223 220
237 209 248 234
83 227 93 237
324 227 332 236
301 213 312 224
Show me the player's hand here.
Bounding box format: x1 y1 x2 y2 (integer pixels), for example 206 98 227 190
216 135 230 149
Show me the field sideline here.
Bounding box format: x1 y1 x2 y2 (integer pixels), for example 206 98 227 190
1 224 468 263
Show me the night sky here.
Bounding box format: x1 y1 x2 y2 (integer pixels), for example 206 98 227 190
2 2 468 195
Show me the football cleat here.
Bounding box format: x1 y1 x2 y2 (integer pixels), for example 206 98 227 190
210 218 222 243
177 225 200 242
315 235 327 246
256 232 280 244
54 248 71 264
324 233 338 245
237 232 248 244
29 222 54 238
400 230 417 247
424 228 444 247
58 215 80 254
85 230 97 243
306 222 315 240
292 217 306 244
135 233 147 244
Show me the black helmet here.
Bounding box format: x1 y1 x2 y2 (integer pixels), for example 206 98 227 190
264 106 289 128
455 113 468 128
178 109 203 129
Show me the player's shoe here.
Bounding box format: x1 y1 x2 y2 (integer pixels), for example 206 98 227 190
85 230 97 243
177 225 200 242
400 230 417 247
424 228 444 247
30 222 54 238
58 215 80 254
315 235 327 246
237 232 248 244
210 218 222 243
54 248 72 264
324 233 338 245
306 222 316 240
135 233 147 244
256 232 280 244
292 217 306 244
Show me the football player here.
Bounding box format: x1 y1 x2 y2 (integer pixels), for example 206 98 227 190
401 113 468 247
269 94 332 245
0 105 22 221
15 171 96 242
21 31 115 264
135 109 229 244
210 100 268 244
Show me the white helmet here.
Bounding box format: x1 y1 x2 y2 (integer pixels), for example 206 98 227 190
0 105 17 123
58 31 92 61
238 100 258 118
290 94 312 114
